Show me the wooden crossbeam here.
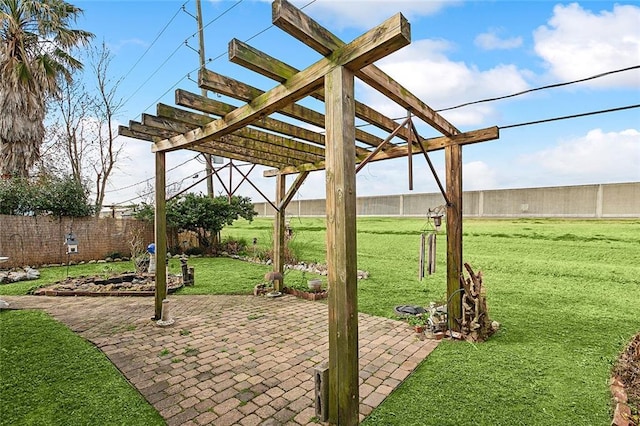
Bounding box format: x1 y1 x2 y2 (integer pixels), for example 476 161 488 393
143 112 321 164
230 38 418 148
156 104 325 158
201 140 290 168
174 90 327 147
199 70 374 155
125 118 292 168
152 13 409 152
264 126 499 176
223 133 321 164
278 171 309 211
119 125 156 142
272 0 459 137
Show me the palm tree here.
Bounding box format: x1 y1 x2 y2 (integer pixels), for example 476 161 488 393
0 0 93 177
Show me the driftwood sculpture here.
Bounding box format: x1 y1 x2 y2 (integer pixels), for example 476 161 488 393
458 263 498 342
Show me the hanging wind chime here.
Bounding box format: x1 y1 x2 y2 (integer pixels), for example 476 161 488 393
419 206 444 281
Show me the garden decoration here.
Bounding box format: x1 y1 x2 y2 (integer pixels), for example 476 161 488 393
64 230 78 278
457 263 499 342
419 205 445 281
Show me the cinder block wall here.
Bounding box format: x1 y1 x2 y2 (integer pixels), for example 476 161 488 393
253 182 640 218
0 216 154 268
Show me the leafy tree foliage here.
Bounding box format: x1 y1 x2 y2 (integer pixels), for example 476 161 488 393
134 194 257 252
0 175 93 217
0 0 93 177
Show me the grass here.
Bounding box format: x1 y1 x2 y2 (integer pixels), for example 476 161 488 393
0 310 164 426
223 217 640 425
1 217 638 425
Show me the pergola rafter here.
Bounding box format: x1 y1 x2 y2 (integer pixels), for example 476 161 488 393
118 1 499 424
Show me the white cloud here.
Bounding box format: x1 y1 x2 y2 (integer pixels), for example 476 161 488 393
521 128 640 183
357 39 530 126
289 0 459 30
462 161 498 190
475 29 523 50
108 38 148 54
533 3 640 88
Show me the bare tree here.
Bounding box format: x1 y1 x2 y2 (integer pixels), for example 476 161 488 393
41 41 124 216
43 73 92 182
89 41 124 215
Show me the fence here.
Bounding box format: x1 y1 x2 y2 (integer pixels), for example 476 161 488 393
0 216 154 269
253 182 640 218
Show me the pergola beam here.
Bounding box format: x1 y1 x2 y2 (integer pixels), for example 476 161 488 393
173 90 328 147
153 13 409 153
158 103 325 157
124 120 290 168
272 0 459 137
229 38 417 148
143 111 321 165
277 171 309 211
264 126 499 177
199 69 376 154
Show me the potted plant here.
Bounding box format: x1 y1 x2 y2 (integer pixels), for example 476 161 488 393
407 314 428 333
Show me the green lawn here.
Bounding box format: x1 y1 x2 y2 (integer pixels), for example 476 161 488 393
0 310 164 426
1 217 638 425
223 217 640 425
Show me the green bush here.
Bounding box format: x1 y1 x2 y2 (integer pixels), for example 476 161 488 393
0 175 93 217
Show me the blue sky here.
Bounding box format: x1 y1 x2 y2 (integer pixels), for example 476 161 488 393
72 0 640 206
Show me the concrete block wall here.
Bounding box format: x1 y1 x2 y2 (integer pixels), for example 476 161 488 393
0 216 154 269
253 182 640 219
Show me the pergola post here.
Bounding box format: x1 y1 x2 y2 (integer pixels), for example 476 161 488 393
154 151 168 320
273 174 286 291
445 144 463 331
325 65 359 425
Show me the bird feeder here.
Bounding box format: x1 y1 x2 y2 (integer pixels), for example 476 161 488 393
64 233 78 254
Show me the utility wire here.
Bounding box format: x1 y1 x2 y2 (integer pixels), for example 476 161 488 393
123 41 186 107
355 65 640 128
131 0 318 118
205 0 318 64
106 155 200 193
112 168 207 206
198 0 244 34
437 65 640 112
499 104 640 130
119 1 189 81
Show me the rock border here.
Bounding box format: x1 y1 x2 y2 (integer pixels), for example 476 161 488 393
611 376 634 426
282 286 328 301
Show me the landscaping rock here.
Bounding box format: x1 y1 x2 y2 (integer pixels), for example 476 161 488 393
0 267 41 284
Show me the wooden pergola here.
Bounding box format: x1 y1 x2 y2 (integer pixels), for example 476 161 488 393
119 1 498 423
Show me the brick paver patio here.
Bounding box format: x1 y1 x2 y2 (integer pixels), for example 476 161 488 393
2 295 438 425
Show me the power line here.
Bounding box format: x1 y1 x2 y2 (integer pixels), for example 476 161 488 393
119 1 189 81
123 41 186 107
437 65 640 112
200 0 244 34
130 0 318 117
499 104 640 130
204 0 318 65
105 155 200 193
111 168 207 206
